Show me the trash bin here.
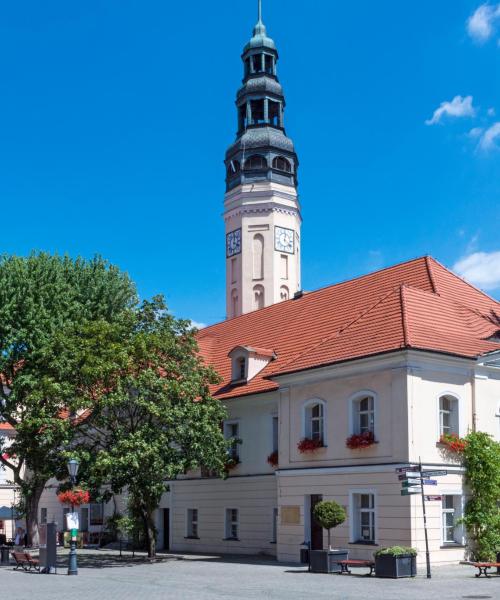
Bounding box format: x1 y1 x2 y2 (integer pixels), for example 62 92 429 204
0 546 10 566
300 542 310 566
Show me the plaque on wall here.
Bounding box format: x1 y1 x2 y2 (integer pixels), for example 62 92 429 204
281 506 300 525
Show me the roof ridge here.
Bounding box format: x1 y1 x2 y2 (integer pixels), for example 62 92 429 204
424 256 438 295
400 285 412 347
273 286 403 374
427 256 500 306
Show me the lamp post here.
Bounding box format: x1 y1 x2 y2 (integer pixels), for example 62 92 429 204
67 458 79 576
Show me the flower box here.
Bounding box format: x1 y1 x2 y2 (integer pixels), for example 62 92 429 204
225 457 240 471
346 431 376 449
374 547 417 578
438 433 467 453
310 549 349 573
57 489 90 506
297 438 324 453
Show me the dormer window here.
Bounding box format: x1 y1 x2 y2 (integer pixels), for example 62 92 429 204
229 345 276 384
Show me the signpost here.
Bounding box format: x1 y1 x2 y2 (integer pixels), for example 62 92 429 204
395 462 449 580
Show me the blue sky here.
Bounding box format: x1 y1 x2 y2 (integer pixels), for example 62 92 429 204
0 1 499 326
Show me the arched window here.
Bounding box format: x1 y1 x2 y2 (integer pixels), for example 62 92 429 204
272 156 292 173
236 357 246 381
227 160 240 177
252 234 264 280
349 392 376 435
280 285 289 301
439 395 459 436
253 285 265 310
304 400 325 443
231 289 238 318
245 155 267 170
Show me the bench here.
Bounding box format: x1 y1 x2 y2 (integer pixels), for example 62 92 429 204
470 562 500 578
11 551 40 572
336 559 375 576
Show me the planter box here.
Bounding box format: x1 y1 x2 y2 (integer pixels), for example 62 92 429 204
375 554 416 578
310 549 348 573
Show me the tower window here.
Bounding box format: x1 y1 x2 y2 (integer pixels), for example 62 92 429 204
238 104 247 131
244 58 251 77
268 101 281 127
253 285 265 310
251 54 262 73
272 156 291 173
250 99 266 124
252 234 264 280
231 289 239 319
265 54 274 75
280 286 289 301
245 155 267 170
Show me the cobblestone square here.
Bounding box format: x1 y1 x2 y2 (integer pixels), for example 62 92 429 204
1 550 499 600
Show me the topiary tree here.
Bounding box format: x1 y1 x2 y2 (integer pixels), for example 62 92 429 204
313 500 346 550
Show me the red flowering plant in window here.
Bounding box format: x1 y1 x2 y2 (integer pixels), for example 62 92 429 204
57 489 90 506
267 450 279 467
297 438 324 453
439 433 467 454
346 431 376 449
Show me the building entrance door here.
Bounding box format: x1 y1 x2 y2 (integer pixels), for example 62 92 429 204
163 509 170 551
310 494 323 550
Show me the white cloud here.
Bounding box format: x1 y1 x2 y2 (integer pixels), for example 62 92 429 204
488 107 496 116
425 95 476 125
478 121 500 150
467 3 500 42
454 251 500 290
468 126 484 138
190 320 207 330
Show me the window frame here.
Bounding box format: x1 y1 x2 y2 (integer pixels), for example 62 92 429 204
349 490 377 545
224 508 239 541
437 393 462 438
89 503 104 526
302 398 327 445
186 508 199 539
224 420 240 461
440 493 464 546
348 391 377 437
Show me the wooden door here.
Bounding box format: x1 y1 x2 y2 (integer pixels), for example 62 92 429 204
163 509 170 551
310 494 323 550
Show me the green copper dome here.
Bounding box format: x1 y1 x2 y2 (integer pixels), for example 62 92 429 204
244 0 276 52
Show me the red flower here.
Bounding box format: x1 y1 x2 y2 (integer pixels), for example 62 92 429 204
439 433 467 453
57 489 90 506
297 438 324 453
267 450 279 467
346 431 376 449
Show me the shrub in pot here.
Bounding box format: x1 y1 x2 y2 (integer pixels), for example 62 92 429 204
309 500 348 573
374 546 417 578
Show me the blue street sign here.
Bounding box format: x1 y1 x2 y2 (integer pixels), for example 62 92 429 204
422 479 437 486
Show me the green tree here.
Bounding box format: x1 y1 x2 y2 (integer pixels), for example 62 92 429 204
313 500 346 550
461 431 500 561
76 296 228 558
0 253 136 544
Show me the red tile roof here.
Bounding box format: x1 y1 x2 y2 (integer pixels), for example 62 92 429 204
0 422 14 431
197 257 500 400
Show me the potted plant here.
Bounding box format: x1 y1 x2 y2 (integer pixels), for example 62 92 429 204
267 450 278 467
438 433 467 453
346 431 376 449
374 546 417 578
309 500 348 573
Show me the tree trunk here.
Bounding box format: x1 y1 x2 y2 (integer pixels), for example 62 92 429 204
327 529 331 551
24 481 45 547
141 510 156 559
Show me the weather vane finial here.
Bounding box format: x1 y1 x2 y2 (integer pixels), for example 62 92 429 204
258 0 263 23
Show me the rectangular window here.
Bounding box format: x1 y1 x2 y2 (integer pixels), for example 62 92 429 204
439 396 459 436
40 508 47 525
224 422 240 461
225 508 239 540
306 403 324 443
442 495 462 544
187 509 199 538
272 416 279 453
356 396 375 434
352 493 376 543
231 257 237 284
80 507 89 532
280 255 288 280
90 503 104 526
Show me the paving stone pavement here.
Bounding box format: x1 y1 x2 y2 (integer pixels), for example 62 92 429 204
0 549 499 599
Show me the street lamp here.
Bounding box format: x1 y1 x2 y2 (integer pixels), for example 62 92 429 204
66 458 79 576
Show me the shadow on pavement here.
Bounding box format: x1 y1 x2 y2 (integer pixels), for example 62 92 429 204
55 552 182 570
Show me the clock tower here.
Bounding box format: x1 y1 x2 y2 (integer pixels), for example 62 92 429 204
224 0 301 318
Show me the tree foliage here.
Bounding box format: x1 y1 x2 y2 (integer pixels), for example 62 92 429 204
461 431 500 561
0 253 136 543
75 296 229 558
313 500 346 550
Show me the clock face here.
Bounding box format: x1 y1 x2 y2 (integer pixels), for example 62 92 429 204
275 226 294 254
226 228 242 257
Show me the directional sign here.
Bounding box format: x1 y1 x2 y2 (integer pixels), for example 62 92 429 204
425 495 443 501
421 470 447 477
401 471 421 479
396 466 419 474
401 489 420 496
404 478 421 484
422 479 437 486
402 480 420 488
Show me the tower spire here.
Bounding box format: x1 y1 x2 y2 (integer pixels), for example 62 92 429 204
258 0 262 23
253 0 266 37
